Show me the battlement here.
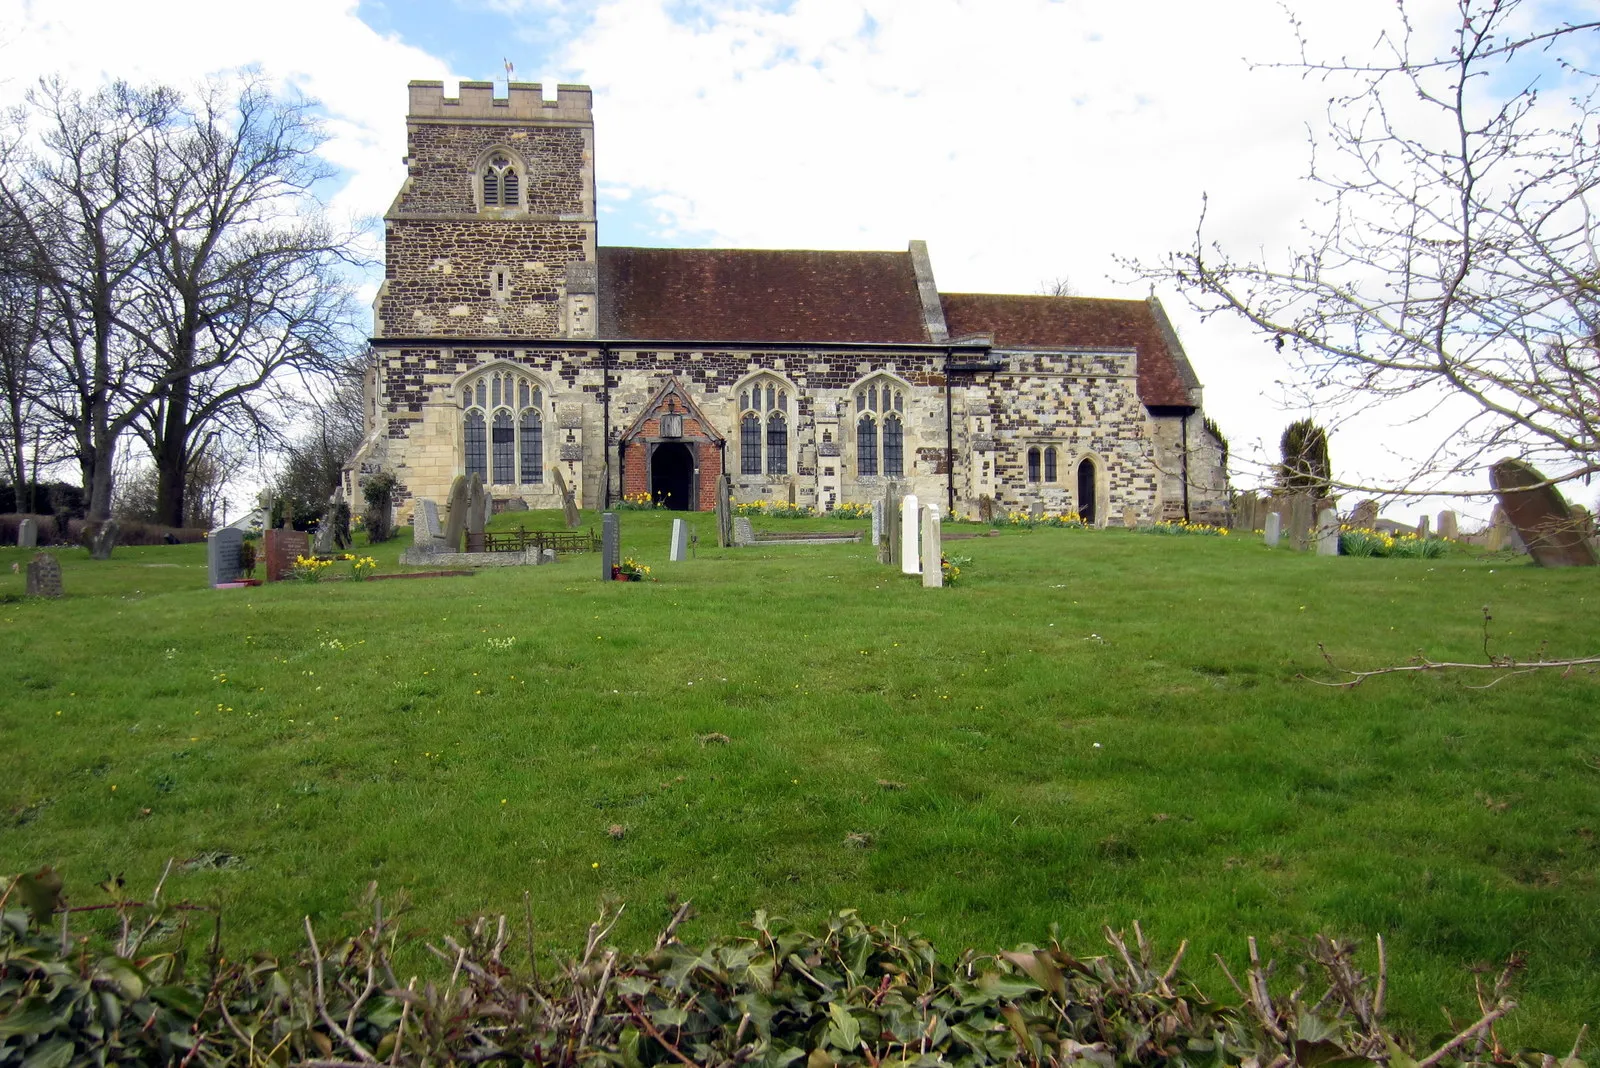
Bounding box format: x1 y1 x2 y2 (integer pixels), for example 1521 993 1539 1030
408 80 592 123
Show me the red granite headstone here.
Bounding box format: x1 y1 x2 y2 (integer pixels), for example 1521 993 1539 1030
1489 458 1597 568
264 528 311 581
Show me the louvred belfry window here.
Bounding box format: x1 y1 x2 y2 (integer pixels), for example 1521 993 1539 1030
481 153 521 208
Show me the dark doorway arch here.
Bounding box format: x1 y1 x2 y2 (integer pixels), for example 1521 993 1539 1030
1077 458 1097 525
651 442 696 510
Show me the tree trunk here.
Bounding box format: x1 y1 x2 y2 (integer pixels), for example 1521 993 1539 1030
153 376 190 527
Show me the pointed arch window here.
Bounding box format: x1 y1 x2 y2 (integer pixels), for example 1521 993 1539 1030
462 367 544 485
853 377 905 477
738 375 792 477
481 152 521 209
1044 446 1058 483
1027 447 1042 484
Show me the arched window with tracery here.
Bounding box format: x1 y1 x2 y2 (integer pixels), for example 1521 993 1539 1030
461 366 544 486
737 376 791 476
480 152 521 209
853 376 904 477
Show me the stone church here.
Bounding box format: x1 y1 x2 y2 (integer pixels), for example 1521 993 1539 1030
350 80 1227 525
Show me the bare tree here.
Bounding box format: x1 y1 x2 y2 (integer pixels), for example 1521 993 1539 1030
127 75 363 528
1129 0 1600 491
0 79 180 522
1037 276 1077 298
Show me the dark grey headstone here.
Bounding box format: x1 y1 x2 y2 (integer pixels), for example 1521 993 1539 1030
467 474 487 535
1490 458 1597 567
17 517 37 548
208 527 245 586
885 486 901 567
26 552 62 598
601 511 619 578
714 474 732 547
86 520 118 560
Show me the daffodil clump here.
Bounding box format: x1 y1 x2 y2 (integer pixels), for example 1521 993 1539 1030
291 555 336 582
616 556 651 579
1339 525 1448 558
615 491 661 510
733 499 817 518
941 553 971 585
827 501 873 520
1145 519 1228 537
990 510 1089 529
349 555 377 579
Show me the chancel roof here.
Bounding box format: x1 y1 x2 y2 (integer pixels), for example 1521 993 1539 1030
597 247 931 344
939 293 1199 409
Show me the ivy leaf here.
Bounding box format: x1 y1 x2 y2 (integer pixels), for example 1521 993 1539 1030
20 1037 74 1068
15 867 64 927
825 1002 860 1050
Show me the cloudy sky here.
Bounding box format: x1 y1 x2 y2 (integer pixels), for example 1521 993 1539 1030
3 0 1591 521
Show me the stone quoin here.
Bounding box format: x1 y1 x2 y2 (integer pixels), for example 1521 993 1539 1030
346 80 1229 523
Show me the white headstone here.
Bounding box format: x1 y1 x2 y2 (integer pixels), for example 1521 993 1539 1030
669 517 689 562
900 494 920 575
921 504 943 588
871 499 883 547
1264 512 1282 548
1316 507 1340 556
17 516 37 548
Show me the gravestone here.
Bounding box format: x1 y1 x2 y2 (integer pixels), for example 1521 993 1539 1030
900 493 920 575
416 499 443 546
977 494 996 524
1437 510 1458 540
885 486 901 567
1122 505 1137 529
1316 508 1340 556
552 467 580 529
17 517 37 548
312 514 336 555
465 475 487 552
86 520 119 560
1028 500 1045 521
787 479 796 506
921 504 943 588
1232 491 1256 531
1349 499 1378 529
601 512 619 577
504 497 528 512
443 475 469 551
871 499 883 549
1287 494 1314 551
669 517 689 562
1415 514 1430 538
1264 511 1282 548
263 528 310 581
1570 504 1595 541
733 516 755 547
207 527 245 586
474 480 493 532
714 475 733 547
26 552 62 598
1489 458 1598 567
1485 506 1511 552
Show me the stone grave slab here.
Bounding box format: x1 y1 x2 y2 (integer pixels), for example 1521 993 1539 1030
885 486 900 567
552 467 580 529
871 499 883 548
1489 458 1598 567
1287 494 1314 551
1264 512 1281 548
208 527 244 586
900 493 920 575
733 516 754 547
17 516 37 548
1415 514 1430 538
921 504 943 588
443 475 469 551
465 474 487 552
1316 508 1340 556
1437 510 1458 540
1349 499 1378 529
1122 505 1138 529
26 552 62 598
418 499 442 541
669 518 689 562
714 474 733 548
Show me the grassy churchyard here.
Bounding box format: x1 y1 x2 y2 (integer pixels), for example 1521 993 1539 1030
3 510 1598 1048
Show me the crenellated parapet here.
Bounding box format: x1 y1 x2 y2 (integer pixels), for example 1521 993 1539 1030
407 80 593 123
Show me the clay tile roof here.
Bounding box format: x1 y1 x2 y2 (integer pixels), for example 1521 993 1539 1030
939 293 1197 409
598 247 931 344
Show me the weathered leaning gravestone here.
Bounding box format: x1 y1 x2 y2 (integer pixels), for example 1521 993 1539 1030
1349 500 1379 529
465 474 488 552
26 552 62 598
552 467 581 529
443 475 470 551
207 527 245 586
1489 458 1598 567
17 516 37 548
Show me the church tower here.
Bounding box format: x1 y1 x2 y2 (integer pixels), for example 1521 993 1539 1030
375 80 597 340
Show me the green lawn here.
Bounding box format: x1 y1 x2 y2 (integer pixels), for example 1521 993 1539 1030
3 512 1598 1047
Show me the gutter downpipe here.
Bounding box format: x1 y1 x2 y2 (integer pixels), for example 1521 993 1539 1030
601 342 612 508
1181 411 1191 523
945 347 955 516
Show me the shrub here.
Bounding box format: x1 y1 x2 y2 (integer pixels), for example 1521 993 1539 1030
734 499 816 518
1339 526 1450 559
362 472 397 543
0 873 1553 1068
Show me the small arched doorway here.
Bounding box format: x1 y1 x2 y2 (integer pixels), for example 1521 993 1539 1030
651 442 696 510
1077 458 1097 525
